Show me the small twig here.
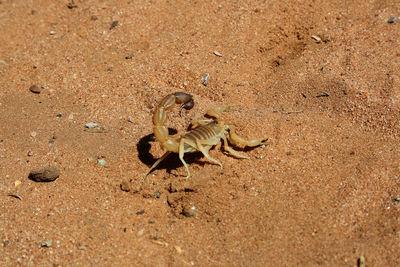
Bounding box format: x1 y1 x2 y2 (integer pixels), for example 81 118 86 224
316 92 330 98
84 127 107 133
283 110 304 115
8 194 22 200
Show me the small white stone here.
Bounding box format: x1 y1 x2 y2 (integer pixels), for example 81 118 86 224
174 245 183 254
311 35 321 43
85 122 98 129
98 158 107 167
137 229 144 237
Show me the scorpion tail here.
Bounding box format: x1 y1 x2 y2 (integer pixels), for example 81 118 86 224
153 92 194 152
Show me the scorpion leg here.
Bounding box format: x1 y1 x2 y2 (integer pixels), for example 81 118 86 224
179 139 191 178
205 105 234 119
221 135 250 159
191 115 213 127
143 151 172 180
195 139 223 169
227 125 268 147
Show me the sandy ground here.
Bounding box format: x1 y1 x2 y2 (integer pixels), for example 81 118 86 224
1 0 399 266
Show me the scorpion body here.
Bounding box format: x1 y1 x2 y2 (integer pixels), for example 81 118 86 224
144 92 267 179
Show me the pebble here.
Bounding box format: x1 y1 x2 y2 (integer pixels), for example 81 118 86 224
213 51 223 57
137 229 144 237
28 166 60 182
49 136 56 144
49 30 55 35
110 20 118 30
202 73 210 86
120 180 131 192
311 35 322 43
182 205 197 217
136 210 145 215
174 245 183 254
387 17 397 23
29 85 41 94
85 122 98 129
97 158 107 167
41 240 52 247
27 150 34 156
78 244 88 250
30 131 37 137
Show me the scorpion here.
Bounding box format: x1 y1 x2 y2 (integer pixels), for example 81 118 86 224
144 92 268 179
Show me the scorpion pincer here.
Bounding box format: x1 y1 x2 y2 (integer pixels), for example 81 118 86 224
144 92 268 179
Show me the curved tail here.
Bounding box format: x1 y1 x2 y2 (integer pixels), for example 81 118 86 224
153 92 194 152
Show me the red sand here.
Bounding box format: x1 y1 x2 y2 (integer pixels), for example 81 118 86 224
1 1 399 265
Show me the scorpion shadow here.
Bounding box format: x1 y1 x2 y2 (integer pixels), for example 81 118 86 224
137 128 205 176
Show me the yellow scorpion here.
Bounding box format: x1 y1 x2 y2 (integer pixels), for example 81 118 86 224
144 92 268 179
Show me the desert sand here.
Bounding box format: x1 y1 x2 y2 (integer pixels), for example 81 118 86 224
0 0 399 266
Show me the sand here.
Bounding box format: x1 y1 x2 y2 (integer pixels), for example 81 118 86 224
0 0 399 265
